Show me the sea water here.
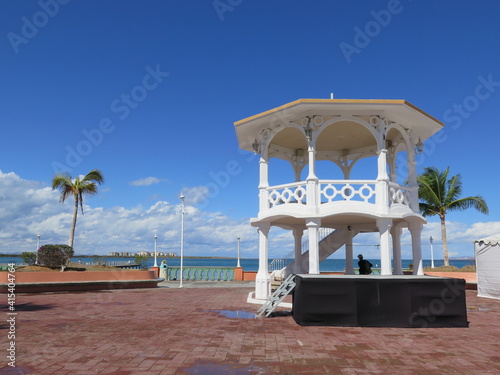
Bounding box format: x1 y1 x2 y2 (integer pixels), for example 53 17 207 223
0 256 475 272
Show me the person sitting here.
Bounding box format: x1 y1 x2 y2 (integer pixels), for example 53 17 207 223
357 254 373 275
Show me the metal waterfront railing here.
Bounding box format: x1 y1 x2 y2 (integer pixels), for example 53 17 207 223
165 266 235 281
268 258 292 273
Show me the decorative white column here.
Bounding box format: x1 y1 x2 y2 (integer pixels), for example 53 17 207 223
388 147 397 183
306 142 317 181
306 218 321 274
391 224 403 275
407 153 419 212
306 142 319 216
255 222 271 299
293 228 304 274
258 155 269 213
377 218 393 275
376 149 389 215
345 226 354 275
409 221 424 275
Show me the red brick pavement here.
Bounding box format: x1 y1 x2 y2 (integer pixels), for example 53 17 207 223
1 286 500 374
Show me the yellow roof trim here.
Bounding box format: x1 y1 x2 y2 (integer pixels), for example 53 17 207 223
234 99 443 127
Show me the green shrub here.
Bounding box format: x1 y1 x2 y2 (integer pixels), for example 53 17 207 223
20 252 37 265
460 265 476 272
38 244 74 271
424 265 460 272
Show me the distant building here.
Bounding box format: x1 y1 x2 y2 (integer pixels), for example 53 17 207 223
109 252 119 256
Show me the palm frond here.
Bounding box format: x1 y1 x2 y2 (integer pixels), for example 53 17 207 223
82 169 104 185
444 173 462 205
448 196 489 215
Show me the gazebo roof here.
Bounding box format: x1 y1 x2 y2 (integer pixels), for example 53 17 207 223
234 99 443 152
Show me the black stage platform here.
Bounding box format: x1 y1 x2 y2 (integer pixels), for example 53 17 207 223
292 275 468 328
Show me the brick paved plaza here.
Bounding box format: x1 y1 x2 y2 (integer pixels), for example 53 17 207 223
1 283 500 374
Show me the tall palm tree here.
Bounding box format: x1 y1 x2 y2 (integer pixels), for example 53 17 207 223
417 166 488 266
52 169 104 249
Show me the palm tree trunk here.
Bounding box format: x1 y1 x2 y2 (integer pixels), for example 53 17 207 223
440 214 449 266
69 195 79 249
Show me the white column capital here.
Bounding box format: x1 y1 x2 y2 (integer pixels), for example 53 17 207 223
376 218 393 231
306 218 321 228
257 221 271 235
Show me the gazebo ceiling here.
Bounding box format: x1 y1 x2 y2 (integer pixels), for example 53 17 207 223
270 127 306 151
315 121 375 152
234 99 444 153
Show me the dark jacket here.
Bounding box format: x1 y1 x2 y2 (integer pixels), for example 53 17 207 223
358 259 373 274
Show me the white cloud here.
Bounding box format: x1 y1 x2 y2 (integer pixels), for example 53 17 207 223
129 177 165 186
181 186 209 205
0 171 258 256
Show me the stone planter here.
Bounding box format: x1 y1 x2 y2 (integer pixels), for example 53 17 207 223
0 270 162 293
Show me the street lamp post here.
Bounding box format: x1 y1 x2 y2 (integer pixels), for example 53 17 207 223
153 233 158 267
36 233 41 265
179 193 185 288
236 235 241 268
430 236 435 268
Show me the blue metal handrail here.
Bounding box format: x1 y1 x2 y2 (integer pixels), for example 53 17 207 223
166 266 235 281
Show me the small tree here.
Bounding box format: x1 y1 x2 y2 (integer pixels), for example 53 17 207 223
38 244 74 271
93 255 107 266
20 252 37 266
134 255 148 270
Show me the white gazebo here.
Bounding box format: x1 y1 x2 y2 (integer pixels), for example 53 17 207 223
234 99 443 299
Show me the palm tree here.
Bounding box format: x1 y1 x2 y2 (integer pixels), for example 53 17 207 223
52 169 104 249
417 166 488 266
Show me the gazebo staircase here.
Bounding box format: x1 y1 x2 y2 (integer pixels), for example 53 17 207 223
270 228 360 289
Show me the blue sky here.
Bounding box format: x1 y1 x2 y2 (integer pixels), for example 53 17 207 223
1 0 500 259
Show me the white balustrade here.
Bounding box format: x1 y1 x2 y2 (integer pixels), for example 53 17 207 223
266 182 307 208
320 180 376 204
264 180 416 211
388 183 414 207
